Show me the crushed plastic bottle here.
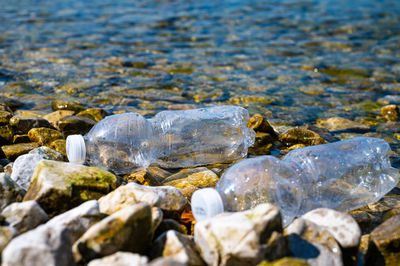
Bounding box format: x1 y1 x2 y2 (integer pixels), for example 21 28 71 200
66 105 255 174
191 137 399 225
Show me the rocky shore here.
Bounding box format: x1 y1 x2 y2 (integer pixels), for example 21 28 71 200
0 97 399 266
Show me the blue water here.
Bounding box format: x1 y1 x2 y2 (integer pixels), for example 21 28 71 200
0 0 399 126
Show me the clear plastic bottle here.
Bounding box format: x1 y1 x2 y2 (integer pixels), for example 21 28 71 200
66 105 255 175
191 137 399 225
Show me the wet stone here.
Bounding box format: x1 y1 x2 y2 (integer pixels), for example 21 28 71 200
248 131 274 155
162 167 219 199
247 113 278 137
12 134 30 144
49 139 67 157
1 142 40 161
77 108 107 122
257 257 309 266
0 226 16 256
316 117 369 132
365 215 400 266
154 219 187 238
42 110 75 127
28 127 63 145
0 125 13 145
56 115 96 136
0 111 12 125
52 100 84 113
73 203 153 263
23 160 117 216
380 104 399 122
9 114 51 134
279 127 326 146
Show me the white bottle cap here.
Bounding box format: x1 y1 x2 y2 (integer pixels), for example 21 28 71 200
66 134 86 164
191 188 224 222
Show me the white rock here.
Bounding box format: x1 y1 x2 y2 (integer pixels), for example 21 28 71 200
1 200 48 235
152 230 203 266
47 200 100 242
10 153 44 190
146 185 188 212
2 223 75 266
0 173 25 211
151 207 163 233
98 183 160 214
87 252 148 266
149 257 186 266
194 203 287 266
301 208 361 249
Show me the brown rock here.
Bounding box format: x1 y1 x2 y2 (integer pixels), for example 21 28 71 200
49 139 67 157
0 111 12 125
380 105 399 122
316 117 369 131
248 113 278 137
42 110 75 127
1 143 40 161
279 127 326 146
9 115 51 134
0 125 13 145
28 128 63 145
51 100 84 113
56 115 96 136
77 108 107 122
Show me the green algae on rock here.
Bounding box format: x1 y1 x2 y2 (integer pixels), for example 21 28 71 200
28 127 63 145
23 160 117 216
56 115 96 136
9 115 51 134
279 127 326 147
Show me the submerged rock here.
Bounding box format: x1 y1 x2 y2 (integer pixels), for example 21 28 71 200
23 160 117 216
194 204 288 266
9 114 51 134
77 108 107 122
380 105 399 122
56 115 96 136
279 127 326 146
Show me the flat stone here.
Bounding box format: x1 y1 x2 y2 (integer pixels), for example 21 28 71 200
257 257 309 266
0 173 25 211
42 110 75 127
76 108 107 122
1 142 40 161
23 160 117 216
9 114 51 134
73 203 153 263
148 257 186 266
285 218 342 266
28 127 63 145
98 183 161 215
301 208 361 249
380 105 399 122
316 117 369 131
2 223 75 266
1 200 48 235
87 252 148 266
52 100 84 113
194 203 288 266
47 200 100 243
56 115 96 136
147 185 188 212
279 127 326 146
365 215 400 265
151 230 204 265
162 167 219 199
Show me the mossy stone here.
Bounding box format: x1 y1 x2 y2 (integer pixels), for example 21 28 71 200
1 143 40 161
257 257 309 266
9 115 51 134
56 115 96 136
0 111 12 125
279 127 326 146
12 134 30 144
28 127 63 145
42 110 75 127
23 160 117 216
49 139 67 157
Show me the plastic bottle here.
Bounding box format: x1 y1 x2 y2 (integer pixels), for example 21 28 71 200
191 137 399 225
66 105 255 174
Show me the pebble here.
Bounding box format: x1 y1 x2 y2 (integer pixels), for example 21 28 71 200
87 252 148 266
27 127 63 145
279 127 326 146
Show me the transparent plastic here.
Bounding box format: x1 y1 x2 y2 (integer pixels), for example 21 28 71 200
66 106 255 175
192 137 399 225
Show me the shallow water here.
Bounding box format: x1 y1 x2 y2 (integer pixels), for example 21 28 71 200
0 0 399 127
